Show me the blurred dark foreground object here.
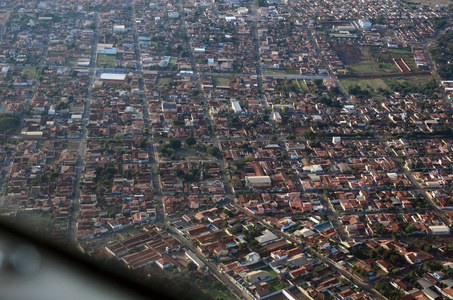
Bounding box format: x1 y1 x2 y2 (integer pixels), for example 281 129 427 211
0 219 172 300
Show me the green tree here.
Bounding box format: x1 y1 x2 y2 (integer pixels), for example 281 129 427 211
207 145 221 157
169 139 181 149
187 261 197 272
185 136 196 147
303 130 316 140
0 114 20 133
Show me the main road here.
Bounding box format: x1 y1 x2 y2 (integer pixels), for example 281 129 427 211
67 12 99 243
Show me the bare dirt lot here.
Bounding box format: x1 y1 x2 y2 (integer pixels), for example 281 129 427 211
0 10 9 25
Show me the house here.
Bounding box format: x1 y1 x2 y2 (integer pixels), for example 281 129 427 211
243 270 271 284
185 251 205 269
289 264 313 278
245 176 271 189
162 101 178 113
231 100 242 114
243 252 261 265
422 288 441 300
429 225 450 235
376 260 394 273
255 230 279 245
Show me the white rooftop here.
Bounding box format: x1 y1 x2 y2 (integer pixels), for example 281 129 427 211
100 73 126 81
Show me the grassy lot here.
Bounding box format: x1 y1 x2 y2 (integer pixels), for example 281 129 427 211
334 44 401 74
268 279 288 292
389 48 412 55
401 0 450 5
97 53 116 68
158 143 218 161
299 79 308 91
0 11 9 25
15 210 57 238
341 75 434 97
157 77 171 86
172 147 207 160
262 67 300 75
290 79 302 92
212 76 231 87
275 79 301 93
201 286 234 300
168 58 177 69
389 48 416 71
20 67 37 79
262 266 278 277
65 57 79 67
341 78 389 93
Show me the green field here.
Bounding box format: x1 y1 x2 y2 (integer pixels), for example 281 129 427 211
97 53 116 67
334 44 419 74
389 48 417 71
341 75 435 97
168 58 177 69
262 67 300 75
268 279 288 292
299 79 308 91
65 57 79 67
263 266 279 277
20 67 37 79
14 210 63 238
212 76 231 87
202 286 234 300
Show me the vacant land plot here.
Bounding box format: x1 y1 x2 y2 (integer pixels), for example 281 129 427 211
262 67 300 75
0 10 9 25
389 48 417 70
212 76 231 87
157 76 172 86
274 79 302 93
402 0 451 5
334 44 407 74
299 79 308 91
65 57 80 67
15 210 59 238
168 58 177 69
97 54 116 68
68 140 81 150
341 75 434 97
20 67 37 80
341 78 388 93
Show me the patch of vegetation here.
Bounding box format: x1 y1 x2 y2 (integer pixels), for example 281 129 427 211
174 167 201 183
97 54 116 68
274 79 301 94
15 210 60 239
375 282 404 300
430 31 453 79
158 139 182 157
393 128 453 139
212 77 231 87
430 17 447 29
0 114 20 133
20 67 37 79
334 45 399 74
342 76 438 98
255 0 268 7
299 79 308 91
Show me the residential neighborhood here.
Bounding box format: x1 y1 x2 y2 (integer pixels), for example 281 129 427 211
1 0 453 299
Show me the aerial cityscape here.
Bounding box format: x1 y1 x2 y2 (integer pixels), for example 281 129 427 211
0 0 453 298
